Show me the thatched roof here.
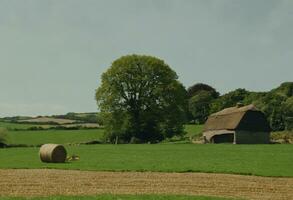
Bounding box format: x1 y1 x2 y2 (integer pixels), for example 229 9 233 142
210 104 257 116
204 104 270 132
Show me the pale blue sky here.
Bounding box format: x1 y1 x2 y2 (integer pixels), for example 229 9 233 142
0 0 292 117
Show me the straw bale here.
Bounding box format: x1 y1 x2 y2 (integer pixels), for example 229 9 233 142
39 144 67 163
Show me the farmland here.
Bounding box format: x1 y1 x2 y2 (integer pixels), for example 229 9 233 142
0 122 53 130
1 124 202 146
1 169 292 200
0 144 292 177
5 129 104 146
1 122 293 177
0 195 234 200
1 122 293 199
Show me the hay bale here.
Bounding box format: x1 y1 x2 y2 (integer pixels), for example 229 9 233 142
39 144 67 163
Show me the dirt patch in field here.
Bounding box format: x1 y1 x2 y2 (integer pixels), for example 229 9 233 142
0 169 292 200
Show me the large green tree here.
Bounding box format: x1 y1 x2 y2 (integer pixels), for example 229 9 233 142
96 55 187 143
188 91 214 124
186 83 219 123
210 88 250 113
187 83 219 98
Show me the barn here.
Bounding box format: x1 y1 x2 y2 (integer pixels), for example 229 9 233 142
203 104 270 144
0 142 7 148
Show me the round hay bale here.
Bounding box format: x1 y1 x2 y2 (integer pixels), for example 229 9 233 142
39 144 67 163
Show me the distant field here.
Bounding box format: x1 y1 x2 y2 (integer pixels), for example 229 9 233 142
0 144 292 177
0 195 234 200
18 117 76 125
5 129 104 145
2 124 202 146
0 122 53 130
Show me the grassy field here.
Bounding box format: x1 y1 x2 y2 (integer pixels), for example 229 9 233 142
0 144 292 177
0 195 234 200
184 124 204 137
1 124 202 146
1 122 292 177
5 129 104 145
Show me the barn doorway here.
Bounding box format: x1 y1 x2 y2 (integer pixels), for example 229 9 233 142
211 133 234 143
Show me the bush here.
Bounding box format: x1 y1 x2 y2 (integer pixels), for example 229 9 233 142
271 131 293 144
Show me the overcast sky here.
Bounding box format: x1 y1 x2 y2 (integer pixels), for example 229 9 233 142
0 0 292 117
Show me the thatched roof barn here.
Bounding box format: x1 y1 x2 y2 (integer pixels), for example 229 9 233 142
203 104 270 144
0 142 6 148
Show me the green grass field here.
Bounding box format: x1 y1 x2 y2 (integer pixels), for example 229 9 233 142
184 124 204 137
0 144 292 177
0 195 234 200
1 124 202 146
1 122 292 177
5 129 104 145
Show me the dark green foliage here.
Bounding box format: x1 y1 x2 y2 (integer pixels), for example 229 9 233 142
270 82 293 97
189 91 214 124
187 83 219 98
282 97 293 130
96 55 187 143
187 83 219 124
252 93 286 131
207 83 293 131
210 89 250 113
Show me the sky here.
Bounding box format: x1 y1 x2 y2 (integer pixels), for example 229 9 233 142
0 0 292 117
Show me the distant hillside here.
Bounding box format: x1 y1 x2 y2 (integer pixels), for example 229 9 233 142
18 117 76 125
0 112 103 126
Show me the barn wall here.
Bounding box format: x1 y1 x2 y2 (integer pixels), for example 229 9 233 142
211 133 234 144
236 111 271 132
235 131 270 144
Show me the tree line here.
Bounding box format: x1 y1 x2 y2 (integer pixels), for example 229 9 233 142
187 82 293 132
94 55 291 143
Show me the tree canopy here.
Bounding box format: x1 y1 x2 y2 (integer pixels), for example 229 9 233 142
208 82 293 131
188 91 214 124
96 55 187 143
186 83 219 123
187 83 219 98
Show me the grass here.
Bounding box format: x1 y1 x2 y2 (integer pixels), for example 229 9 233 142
0 144 292 177
0 195 235 200
5 129 104 145
2 124 202 146
184 124 204 137
1 122 292 177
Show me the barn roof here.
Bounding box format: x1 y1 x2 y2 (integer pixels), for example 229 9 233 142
210 104 257 116
204 104 269 131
